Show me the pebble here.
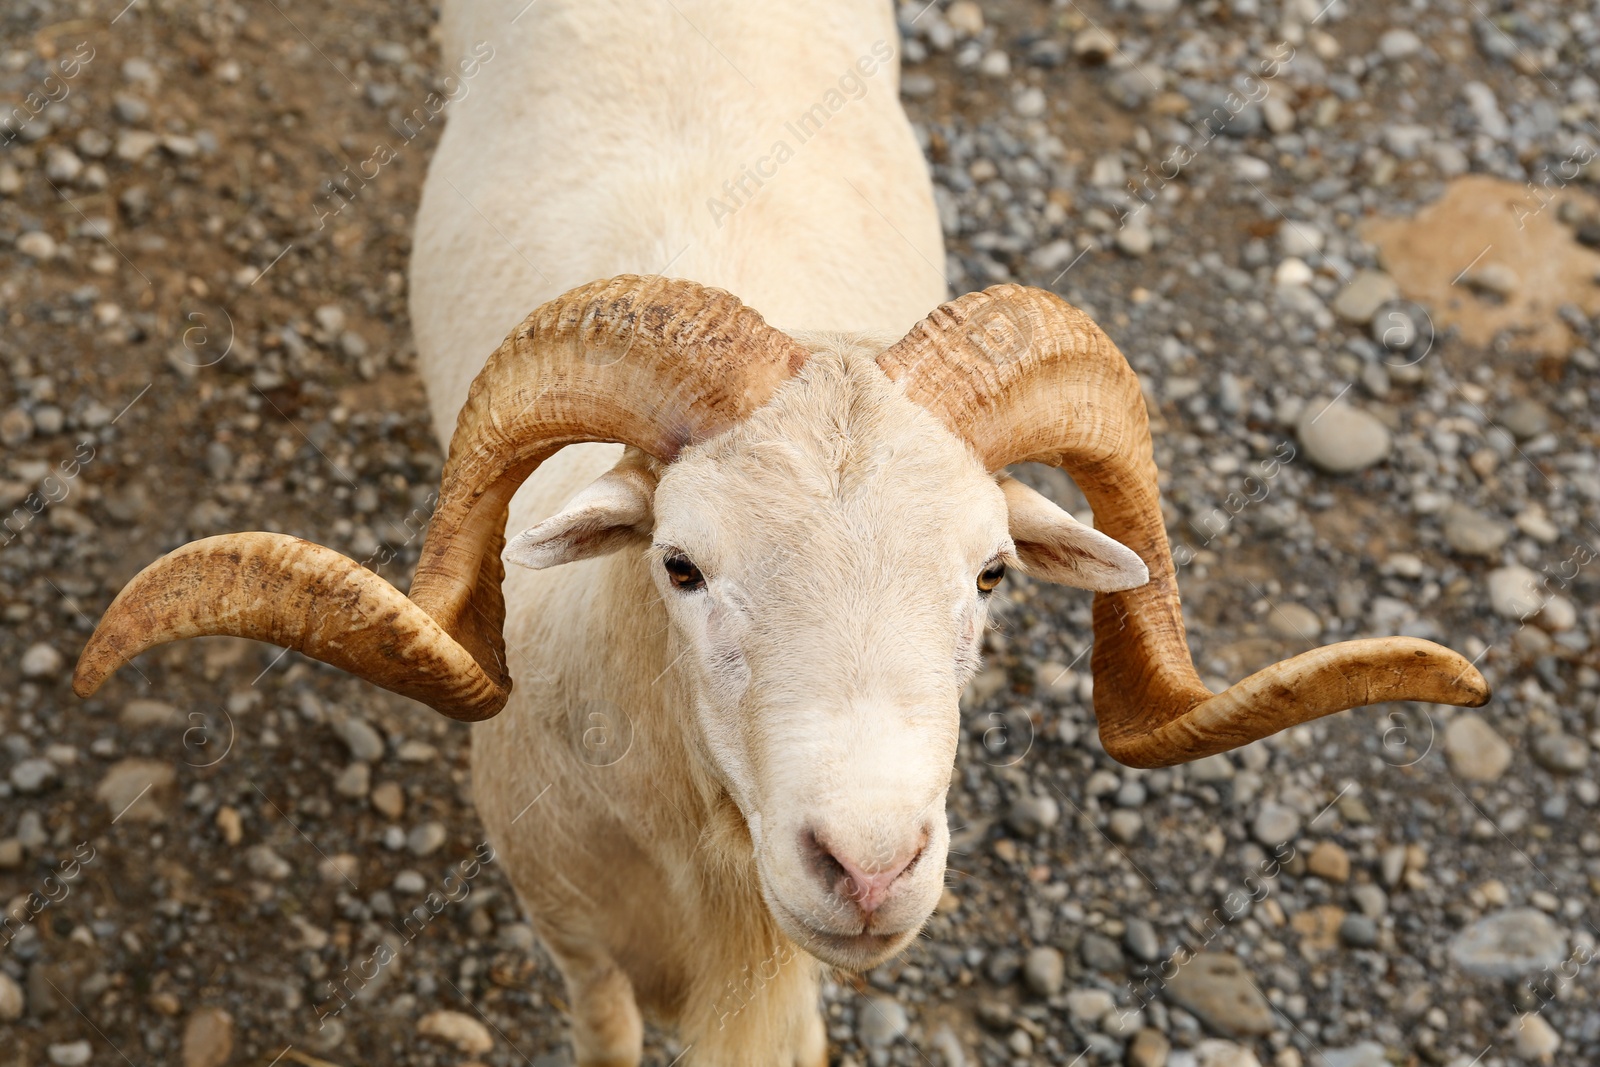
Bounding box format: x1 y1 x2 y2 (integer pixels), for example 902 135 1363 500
1129 1028 1171 1067
371 780 406 819
94 758 175 822
1377 29 1423 60
1108 809 1143 844
1443 713 1512 781
857 994 909 1048
246 844 292 880
1449 908 1567 977
115 129 161 163
121 698 182 727
1006 794 1059 837
417 1009 494 1054
1318 1043 1388 1067
1191 1038 1264 1067
1023 946 1065 997
408 821 448 856
0 972 23 1020
1486 564 1542 619
20 642 64 679
1125 918 1161 962
182 1007 235 1067
1251 803 1300 847
1338 913 1378 948
1072 28 1116 63
1079 931 1124 973
335 761 372 797
1272 257 1312 288
1498 398 1550 440
1350 884 1388 918
1266 603 1321 642
332 715 386 762
47 1042 91 1067
16 231 57 260
9 757 57 794
1306 841 1350 882
1530 732 1589 774
1117 221 1155 257
1512 1012 1562 1062
1164 954 1275 1036
1296 402 1392 474
1065 988 1114 1025
1330 270 1399 323
1442 504 1509 557
944 0 983 36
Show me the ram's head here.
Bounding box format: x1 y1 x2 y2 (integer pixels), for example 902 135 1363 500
74 276 1489 969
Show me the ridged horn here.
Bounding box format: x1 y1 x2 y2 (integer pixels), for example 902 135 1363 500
878 284 1489 768
74 276 809 720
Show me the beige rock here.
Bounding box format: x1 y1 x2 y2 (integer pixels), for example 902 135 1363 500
418 1009 493 1054
1306 841 1351 883
95 758 176 822
1444 713 1513 781
181 1006 233 1067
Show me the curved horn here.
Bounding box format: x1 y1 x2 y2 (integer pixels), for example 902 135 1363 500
75 276 809 720
878 284 1489 768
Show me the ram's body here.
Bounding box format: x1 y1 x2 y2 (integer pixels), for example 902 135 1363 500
411 1 944 1060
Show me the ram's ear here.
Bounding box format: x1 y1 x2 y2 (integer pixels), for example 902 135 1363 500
505 449 656 570
1000 476 1149 592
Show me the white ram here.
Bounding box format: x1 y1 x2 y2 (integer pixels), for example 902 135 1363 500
76 2 1490 1063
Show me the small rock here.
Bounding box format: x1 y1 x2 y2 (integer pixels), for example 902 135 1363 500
1006 794 1059 837
1350 884 1388 918
1498 398 1550 440
1080 931 1125 973
1023 946 1065 997
1377 28 1423 60
1164 953 1275 1036
0 971 23 1020
1125 918 1161 962
408 821 448 856
418 1009 494 1054
332 714 385 762
1117 221 1154 257
1072 27 1116 64
1464 261 1518 298
1486 564 1543 619
1278 223 1324 258
1317 1042 1388 1067
1306 841 1350 882
246 844 292 880
371 780 405 819
1531 732 1589 774
115 129 161 163
1331 270 1399 323
1108 809 1143 844
334 761 371 798
16 231 57 260
1251 803 1300 847
48 1042 92 1067
1266 603 1321 642
20 642 64 678
945 0 984 36
0 838 26 869
121 698 182 727
1273 257 1313 287
1013 86 1046 118
1193 1041 1263 1067
1512 1012 1562 1063
95 758 175 822
1449 908 1567 977
858 994 909 1048
1129 1028 1171 1067
1338 913 1379 948
1065 988 1115 1025
318 853 359 884
1442 504 1510 557
215 805 243 846
1444 713 1512 781
1297 402 1392 474
9 758 57 794
182 1007 234 1067
0 406 31 445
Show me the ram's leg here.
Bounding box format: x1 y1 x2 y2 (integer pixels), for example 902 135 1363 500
554 950 643 1067
793 1005 827 1067
680 951 823 1067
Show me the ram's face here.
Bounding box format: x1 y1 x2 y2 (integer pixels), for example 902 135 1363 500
506 343 1146 970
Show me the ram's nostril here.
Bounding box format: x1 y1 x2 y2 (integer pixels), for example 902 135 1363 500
801 827 926 917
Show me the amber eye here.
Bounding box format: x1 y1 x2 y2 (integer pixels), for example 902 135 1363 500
977 559 1006 594
663 552 705 592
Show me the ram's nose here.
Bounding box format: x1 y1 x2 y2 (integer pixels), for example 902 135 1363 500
802 826 928 917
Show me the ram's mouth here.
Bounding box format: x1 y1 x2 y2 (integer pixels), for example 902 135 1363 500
770 898 921 971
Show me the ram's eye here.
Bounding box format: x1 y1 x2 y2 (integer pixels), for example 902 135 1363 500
663 552 706 592
977 559 1006 594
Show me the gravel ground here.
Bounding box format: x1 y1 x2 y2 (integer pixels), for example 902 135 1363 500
2 1 1598 1066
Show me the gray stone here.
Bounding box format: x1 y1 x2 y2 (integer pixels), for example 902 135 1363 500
1449 908 1566 978
1499 398 1550 440
858 994 908 1048
1442 504 1509 557
1531 733 1589 774
334 761 372 797
1006 793 1059 837
408 821 448 856
246 845 292 880
121 698 183 727
1377 29 1423 60
1339 913 1379 948
1330 270 1399 323
9 758 57 794
1297 402 1391 474
1486 564 1542 619
1023 945 1065 996
48 1042 92 1067
0 971 22 1020
1125 918 1162 962
1444 713 1512 781
20 642 64 679
1108 809 1143 844
1251 803 1300 847
1080 931 1124 973
1164 953 1275 1036
1318 1042 1389 1067
332 715 386 762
